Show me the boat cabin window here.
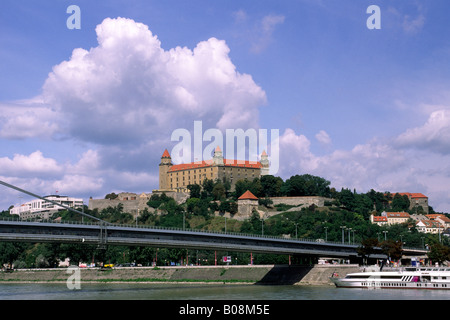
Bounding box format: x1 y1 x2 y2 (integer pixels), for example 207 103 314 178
346 275 371 279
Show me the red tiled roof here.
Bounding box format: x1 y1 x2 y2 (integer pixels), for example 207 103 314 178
372 216 387 222
417 220 440 228
161 149 171 158
168 159 262 172
394 192 428 199
386 212 410 218
427 214 450 223
238 190 258 200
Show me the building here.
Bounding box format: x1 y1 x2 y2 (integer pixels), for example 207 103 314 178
426 214 450 229
384 211 411 225
416 220 442 234
370 215 388 226
392 192 429 213
236 190 259 220
370 211 411 226
10 195 83 220
158 147 269 192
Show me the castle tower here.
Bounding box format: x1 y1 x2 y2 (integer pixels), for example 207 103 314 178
260 150 269 176
159 149 172 190
213 146 224 166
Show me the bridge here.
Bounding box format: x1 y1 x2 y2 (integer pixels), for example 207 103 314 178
0 179 428 262
0 219 427 260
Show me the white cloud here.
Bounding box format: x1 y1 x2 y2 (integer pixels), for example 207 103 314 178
386 4 426 34
0 151 62 178
278 128 319 175
232 11 285 54
275 125 450 212
395 109 450 154
315 130 331 146
251 14 285 54
41 17 266 146
0 99 60 139
0 17 269 210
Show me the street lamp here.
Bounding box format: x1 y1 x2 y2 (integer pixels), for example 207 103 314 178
324 226 328 242
340 226 346 244
347 228 352 244
383 230 388 241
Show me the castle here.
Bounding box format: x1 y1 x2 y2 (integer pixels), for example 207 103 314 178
158 146 270 192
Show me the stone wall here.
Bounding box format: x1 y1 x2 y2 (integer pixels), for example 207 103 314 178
269 196 330 207
88 198 154 217
88 191 189 217
0 264 361 286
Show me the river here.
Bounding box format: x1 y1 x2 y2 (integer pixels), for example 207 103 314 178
1 283 449 300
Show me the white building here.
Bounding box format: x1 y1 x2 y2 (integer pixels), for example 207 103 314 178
415 220 442 234
10 195 83 220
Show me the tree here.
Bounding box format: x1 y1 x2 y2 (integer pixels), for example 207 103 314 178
260 175 283 197
147 193 170 209
0 242 26 268
105 193 118 200
380 240 403 261
201 179 214 196
281 174 331 197
428 243 450 265
212 182 226 200
137 208 157 225
391 193 410 212
187 184 201 199
338 188 355 210
357 238 379 265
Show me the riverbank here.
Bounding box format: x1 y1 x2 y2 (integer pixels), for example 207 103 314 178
0 264 360 285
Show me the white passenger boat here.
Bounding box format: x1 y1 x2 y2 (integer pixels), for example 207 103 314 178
331 266 450 290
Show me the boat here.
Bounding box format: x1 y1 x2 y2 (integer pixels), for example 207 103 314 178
331 266 450 290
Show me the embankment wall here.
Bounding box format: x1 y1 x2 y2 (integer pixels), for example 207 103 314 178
0 264 360 286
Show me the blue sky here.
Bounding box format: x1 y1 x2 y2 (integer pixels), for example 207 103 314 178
1 0 450 213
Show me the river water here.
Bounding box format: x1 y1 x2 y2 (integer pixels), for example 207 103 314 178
1 283 449 300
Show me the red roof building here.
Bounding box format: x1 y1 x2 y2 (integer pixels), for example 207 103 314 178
158 147 269 192
238 190 259 201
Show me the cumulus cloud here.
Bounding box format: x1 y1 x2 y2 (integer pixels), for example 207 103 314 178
395 109 450 154
0 99 60 139
42 17 266 147
0 151 62 178
278 128 319 175
0 17 269 208
275 120 450 212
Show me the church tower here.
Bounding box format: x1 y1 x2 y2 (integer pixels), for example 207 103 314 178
159 149 172 190
260 150 269 176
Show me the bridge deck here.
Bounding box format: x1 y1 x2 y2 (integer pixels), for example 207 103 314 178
0 219 427 258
